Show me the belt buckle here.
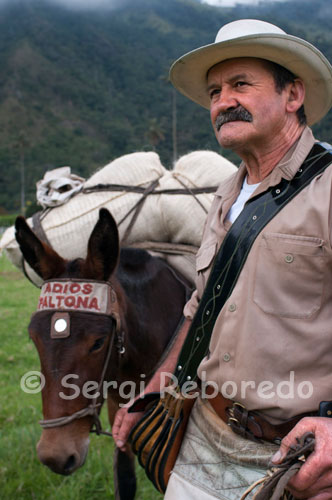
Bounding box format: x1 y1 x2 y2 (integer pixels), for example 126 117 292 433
228 401 245 421
227 401 262 443
227 401 246 430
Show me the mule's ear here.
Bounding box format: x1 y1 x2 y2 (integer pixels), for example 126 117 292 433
15 216 65 280
84 208 119 281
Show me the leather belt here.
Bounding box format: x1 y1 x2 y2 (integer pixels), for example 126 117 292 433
205 386 316 443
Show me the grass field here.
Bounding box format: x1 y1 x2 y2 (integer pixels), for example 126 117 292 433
0 253 162 499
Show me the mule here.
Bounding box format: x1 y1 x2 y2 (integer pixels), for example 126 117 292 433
15 208 190 500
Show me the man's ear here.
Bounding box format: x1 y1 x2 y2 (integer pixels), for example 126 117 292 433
286 78 305 115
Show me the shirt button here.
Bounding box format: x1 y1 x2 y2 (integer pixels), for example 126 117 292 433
223 353 231 362
285 254 294 263
229 303 237 312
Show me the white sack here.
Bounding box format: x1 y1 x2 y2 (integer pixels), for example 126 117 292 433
1 150 237 286
1 151 166 262
160 151 237 244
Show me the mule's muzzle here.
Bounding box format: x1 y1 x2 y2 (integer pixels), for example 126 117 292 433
39 452 79 475
37 434 89 475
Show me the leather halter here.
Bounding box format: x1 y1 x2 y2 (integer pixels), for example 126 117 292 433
35 279 124 438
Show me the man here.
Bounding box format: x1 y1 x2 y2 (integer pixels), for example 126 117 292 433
113 19 332 499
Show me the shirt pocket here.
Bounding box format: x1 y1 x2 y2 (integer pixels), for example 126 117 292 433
253 232 325 319
196 241 217 273
195 242 218 292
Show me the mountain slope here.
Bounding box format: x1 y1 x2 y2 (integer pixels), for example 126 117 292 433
0 0 331 212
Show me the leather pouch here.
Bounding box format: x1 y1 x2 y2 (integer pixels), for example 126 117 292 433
129 389 197 493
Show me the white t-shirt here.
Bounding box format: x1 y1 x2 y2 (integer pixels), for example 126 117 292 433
227 176 261 223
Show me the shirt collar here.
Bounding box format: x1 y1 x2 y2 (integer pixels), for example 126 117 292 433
215 126 316 199
273 126 315 182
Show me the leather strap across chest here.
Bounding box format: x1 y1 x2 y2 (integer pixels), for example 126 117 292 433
171 142 332 443
175 142 332 387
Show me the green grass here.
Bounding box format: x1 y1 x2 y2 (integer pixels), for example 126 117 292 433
0 254 162 499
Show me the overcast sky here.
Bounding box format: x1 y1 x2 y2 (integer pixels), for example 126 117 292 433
0 0 129 9
50 0 284 6
46 0 126 8
0 0 287 9
202 0 284 6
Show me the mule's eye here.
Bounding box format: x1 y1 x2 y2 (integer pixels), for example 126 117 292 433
89 337 106 353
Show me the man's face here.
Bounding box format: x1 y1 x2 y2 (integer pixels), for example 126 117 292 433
207 58 290 153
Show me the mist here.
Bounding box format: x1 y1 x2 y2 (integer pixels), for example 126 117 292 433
0 0 295 11
203 0 288 5
0 0 132 11
47 0 129 9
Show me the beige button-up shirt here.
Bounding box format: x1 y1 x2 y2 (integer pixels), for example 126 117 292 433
184 127 332 423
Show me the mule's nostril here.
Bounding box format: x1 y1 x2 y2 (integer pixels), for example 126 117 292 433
64 454 76 473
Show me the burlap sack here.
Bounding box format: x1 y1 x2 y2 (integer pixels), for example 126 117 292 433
1 151 166 265
160 150 237 245
1 150 237 286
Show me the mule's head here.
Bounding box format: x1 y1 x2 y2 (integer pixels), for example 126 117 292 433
16 209 123 475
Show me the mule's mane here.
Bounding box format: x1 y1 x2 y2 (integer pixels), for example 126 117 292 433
65 258 85 276
119 247 152 268
117 248 164 292
116 247 184 339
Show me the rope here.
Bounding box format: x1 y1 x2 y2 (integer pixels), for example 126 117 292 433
25 181 208 270
40 404 101 428
171 174 210 214
127 241 198 255
116 179 215 244
82 184 218 195
240 432 315 500
119 179 160 243
32 211 53 247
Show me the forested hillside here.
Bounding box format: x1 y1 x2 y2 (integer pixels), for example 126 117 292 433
0 0 331 213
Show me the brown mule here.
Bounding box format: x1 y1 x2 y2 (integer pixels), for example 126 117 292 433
15 208 190 500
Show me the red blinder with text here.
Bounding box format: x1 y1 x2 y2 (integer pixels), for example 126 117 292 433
38 280 114 315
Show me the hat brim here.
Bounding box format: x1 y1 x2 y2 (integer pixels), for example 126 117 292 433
169 33 332 126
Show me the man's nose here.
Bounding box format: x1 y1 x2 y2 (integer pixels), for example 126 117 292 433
215 90 238 112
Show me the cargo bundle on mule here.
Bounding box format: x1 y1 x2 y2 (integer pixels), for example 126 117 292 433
0 150 237 286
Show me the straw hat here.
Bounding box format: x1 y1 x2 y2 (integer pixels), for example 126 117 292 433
169 19 332 125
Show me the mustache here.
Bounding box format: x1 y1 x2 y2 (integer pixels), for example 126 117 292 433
215 107 253 131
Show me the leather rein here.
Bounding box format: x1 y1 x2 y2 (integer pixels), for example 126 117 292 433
36 278 125 439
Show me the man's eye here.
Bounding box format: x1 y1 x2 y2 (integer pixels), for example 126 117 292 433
209 88 220 99
235 81 247 87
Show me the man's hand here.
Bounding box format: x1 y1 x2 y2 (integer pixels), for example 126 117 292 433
112 406 144 452
112 318 192 452
271 417 332 499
